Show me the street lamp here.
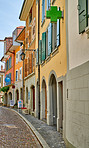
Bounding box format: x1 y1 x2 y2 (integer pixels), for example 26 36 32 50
20 51 25 105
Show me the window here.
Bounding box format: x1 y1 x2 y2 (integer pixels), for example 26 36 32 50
78 0 88 33
16 52 18 64
19 49 22 62
16 70 18 81
6 60 8 71
47 0 51 10
42 0 45 23
29 8 32 25
48 23 52 56
19 67 22 80
9 57 12 69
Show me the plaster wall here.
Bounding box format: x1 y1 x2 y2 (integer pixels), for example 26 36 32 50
68 0 89 70
66 61 89 148
25 74 35 113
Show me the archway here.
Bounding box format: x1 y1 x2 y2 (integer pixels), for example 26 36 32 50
9 92 12 100
4 93 7 106
26 87 28 104
31 85 35 112
20 88 22 100
49 74 57 125
16 89 19 104
42 79 47 120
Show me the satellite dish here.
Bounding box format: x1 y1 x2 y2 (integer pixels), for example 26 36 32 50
5 77 11 83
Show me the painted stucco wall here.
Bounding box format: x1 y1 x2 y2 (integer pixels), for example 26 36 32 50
68 0 89 70
14 46 23 81
35 0 67 87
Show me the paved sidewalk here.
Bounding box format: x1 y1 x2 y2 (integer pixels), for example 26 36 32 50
15 109 66 148
0 107 42 148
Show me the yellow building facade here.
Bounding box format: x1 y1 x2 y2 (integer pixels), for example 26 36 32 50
35 0 67 135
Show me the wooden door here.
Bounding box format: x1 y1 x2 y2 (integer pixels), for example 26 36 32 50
33 87 35 111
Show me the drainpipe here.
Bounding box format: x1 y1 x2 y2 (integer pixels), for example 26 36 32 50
38 0 40 119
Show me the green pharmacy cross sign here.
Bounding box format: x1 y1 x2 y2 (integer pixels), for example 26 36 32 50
46 6 63 23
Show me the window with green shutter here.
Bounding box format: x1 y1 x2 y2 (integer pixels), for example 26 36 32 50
39 40 42 64
42 32 46 61
78 0 88 34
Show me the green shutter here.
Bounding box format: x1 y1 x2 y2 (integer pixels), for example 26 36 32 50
42 32 46 61
78 0 88 34
39 40 42 64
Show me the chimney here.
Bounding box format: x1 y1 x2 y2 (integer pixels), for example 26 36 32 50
1 65 3 70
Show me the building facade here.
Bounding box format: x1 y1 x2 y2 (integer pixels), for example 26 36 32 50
35 0 67 136
19 0 36 115
65 0 89 147
0 65 5 103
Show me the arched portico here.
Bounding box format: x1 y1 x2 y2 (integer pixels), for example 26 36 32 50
41 79 47 121
48 71 57 126
31 85 35 112
4 93 7 106
15 89 19 104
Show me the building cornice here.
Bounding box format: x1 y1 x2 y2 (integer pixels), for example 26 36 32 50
19 0 34 21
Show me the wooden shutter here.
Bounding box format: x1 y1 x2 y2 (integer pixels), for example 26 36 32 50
57 7 60 47
39 40 42 64
27 57 29 75
25 59 27 77
48 23 52 55
32 52 35 72
78 0 88 34
42 32 46 61
29 53 32 74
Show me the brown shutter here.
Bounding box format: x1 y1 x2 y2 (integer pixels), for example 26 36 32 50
25 59 27 77
27 57 29 76
33 52 35 72
29 53 32 74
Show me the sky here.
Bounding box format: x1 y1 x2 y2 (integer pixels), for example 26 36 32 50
0 0 25 69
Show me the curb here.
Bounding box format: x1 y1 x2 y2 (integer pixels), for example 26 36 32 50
3 107 50 148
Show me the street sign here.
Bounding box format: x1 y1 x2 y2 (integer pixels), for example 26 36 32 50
10 100 14 107
18 100 23 108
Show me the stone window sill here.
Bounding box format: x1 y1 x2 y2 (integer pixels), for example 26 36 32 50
41 60 45 67
52 47 59 57
41 19 45 27
85 26 89 39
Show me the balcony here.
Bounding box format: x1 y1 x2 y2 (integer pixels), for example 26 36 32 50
9 27 24 52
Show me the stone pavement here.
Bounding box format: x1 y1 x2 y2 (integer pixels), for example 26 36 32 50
0 107 42 148
15 108 66 148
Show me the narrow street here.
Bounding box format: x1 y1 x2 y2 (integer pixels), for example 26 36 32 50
0 107 42 148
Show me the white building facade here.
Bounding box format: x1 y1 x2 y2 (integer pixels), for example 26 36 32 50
65 0 89 147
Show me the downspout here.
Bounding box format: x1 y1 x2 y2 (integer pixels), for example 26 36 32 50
38 0 40 119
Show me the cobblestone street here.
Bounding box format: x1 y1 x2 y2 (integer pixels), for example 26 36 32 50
0 107 42 148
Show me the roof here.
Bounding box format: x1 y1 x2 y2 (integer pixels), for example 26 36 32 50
15 27 25 43
19 0 34 21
